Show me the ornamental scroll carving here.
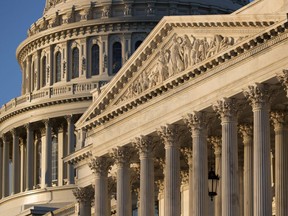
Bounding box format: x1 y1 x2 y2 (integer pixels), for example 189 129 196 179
118 34 235 103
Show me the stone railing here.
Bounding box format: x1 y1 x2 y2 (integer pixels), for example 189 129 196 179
0 82 99 115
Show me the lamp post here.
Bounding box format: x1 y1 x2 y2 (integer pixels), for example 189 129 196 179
208 168 219 201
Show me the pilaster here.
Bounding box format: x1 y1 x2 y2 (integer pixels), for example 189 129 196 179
66 115 75 185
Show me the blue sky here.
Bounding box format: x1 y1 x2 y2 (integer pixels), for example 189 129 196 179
0 1 253 106
0 1 45 106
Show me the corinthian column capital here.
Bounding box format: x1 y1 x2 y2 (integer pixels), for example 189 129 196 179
133 135 154 157
184 111 207 134
208 136 222 155
270 111 286 130
156 124 180 148
213 98 238 122
243 83 271 110
239 124 253 145
111 146 132 166
72 185 94 202
88 156 113 176
277 69 288 95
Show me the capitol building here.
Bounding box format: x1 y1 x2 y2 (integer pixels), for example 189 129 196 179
2 0 288 215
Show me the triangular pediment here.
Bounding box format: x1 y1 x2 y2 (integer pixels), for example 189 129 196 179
76 13 288 130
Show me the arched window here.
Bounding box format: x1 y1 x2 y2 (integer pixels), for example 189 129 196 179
42 56 46 87
135 40 143 50
112 42 122 74
72 47 79 79
91 44 100 76
55 51 61 83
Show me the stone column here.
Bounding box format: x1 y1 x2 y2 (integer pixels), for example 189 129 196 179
244 83 272 216
157 124 181 216
11 129 20 194
271 111 288 216
134 136 155 216
0 140 3 197
73 185 94 216
25 123 34 190
181 148 193 216
112 146 132 216
89 156 112 216
41 119 52 187
239 124 253 216
19 139 25 192
184 112 208 216
66 115 75 185
2 135 9 198
209 136 222 216
213 98 239 216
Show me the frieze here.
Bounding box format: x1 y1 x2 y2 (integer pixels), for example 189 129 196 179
117 34 236 103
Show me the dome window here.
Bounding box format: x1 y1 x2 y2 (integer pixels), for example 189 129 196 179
91 44 100 76
112 42 122 74
72 47 80 79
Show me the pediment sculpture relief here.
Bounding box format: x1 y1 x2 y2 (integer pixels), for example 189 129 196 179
117 34 236 103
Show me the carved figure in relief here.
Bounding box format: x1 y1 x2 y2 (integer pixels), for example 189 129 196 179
170 35 184 74
119 34 236 103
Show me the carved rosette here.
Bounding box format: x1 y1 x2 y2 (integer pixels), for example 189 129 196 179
72 185 94 203
133 135 154 158
184 112 207 137
277 69 288 95
213 98 238 122
243 83 270 111
208 136 222 156
238 124 253 145
111 146 131 166
156 124 180 148
88 156 113 176
270 111 286 132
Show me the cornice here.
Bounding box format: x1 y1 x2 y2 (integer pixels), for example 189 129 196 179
65 145 92 165
76 15 288 131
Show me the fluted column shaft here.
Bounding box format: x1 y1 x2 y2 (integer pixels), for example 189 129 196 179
57 126 65 186
134 136 155 216
157 125 181 216
2 136 9 198
244 83 272 216
185 112 208 216
210 137 222 216
213 98 239 216
112 147 132 216
26 124 34 190
12 129 20 194
239 125 253 216
89 157 112 216
271 112 288 216
66 116 75 184
20 141 25 192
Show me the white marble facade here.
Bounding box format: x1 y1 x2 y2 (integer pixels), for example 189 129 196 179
3 0 288 215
